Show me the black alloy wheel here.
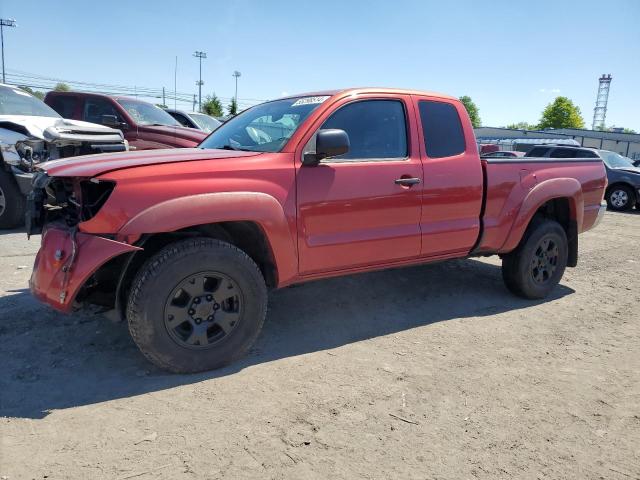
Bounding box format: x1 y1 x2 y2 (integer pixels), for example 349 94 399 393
164 272 243 349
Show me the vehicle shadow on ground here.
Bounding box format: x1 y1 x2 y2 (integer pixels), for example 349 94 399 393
0 258 574 419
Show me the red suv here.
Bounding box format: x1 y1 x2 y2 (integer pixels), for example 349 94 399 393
45 91 207 150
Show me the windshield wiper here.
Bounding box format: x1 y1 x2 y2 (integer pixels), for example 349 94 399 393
219 144 254 152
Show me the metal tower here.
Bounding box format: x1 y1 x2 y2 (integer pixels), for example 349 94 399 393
592 74 612 130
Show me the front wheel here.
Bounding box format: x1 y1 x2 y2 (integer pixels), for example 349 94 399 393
501 218 568 299
126 237 268 373
606 185 635 211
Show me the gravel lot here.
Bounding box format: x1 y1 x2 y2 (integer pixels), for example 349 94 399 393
1 211 639 479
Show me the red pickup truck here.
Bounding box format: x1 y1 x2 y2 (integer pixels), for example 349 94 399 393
44 91 207 150
27 88 607 373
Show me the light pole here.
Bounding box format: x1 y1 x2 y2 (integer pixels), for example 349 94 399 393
0 19 17 84
232 70 241 102
193 51 206 112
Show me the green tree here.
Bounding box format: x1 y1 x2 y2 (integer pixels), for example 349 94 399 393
623 128 637 134
228 97 238 116
18 85 45 100
459 95 481 128
53 82 70 92
506 121 537 130
202 94 224 117
538 96 585 129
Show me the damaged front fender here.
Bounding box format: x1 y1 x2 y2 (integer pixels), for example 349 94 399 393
29 225 141 313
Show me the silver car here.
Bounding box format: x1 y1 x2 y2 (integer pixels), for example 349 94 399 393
165 109 221 133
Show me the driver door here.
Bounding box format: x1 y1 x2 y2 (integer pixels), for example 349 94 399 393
295 96 423 275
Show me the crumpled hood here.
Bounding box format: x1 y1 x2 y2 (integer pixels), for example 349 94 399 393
39 147 261 178
0 115 123 140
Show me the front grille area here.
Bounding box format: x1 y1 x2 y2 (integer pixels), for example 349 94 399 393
27 173 115 235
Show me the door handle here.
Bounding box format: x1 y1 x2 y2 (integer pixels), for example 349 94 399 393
394 177 421 186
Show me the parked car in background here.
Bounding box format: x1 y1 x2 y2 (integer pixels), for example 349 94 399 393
0 83 126 228
165 109 221 133
598 150 640 211
480 150 525 159
479 144 500 155
524 145 640 211
27 87 607 373
44 92 207 150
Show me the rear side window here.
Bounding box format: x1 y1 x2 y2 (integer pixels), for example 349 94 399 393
578 149 598 158
418 100 465 158
49 96 78 118
170 112 191 127
527 147 548 157
550 148 577 158
321 100 408 160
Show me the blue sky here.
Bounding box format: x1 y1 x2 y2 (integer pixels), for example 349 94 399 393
2 0 639 130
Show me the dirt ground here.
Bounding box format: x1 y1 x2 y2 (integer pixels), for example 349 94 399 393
1 210 639 479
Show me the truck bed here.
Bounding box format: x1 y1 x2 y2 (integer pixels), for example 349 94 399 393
476 156 607 254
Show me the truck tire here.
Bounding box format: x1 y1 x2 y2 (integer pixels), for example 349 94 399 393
606 185 634 211
501 217 568 299
126 237 268 373
0 169 26 229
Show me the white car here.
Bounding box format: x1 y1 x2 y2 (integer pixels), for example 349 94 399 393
0 84 127 228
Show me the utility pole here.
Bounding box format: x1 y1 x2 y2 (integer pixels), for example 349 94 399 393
174 56 177 110
193 51 207 112
0 19 17 84
232 70 241 102
162 87 165 107
193 94 196 112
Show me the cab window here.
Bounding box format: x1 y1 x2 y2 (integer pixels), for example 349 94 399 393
418 100 465 158
84 98 122 125
320 100 408 160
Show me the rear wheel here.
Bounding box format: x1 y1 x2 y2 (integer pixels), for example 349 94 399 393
0 169 26 229
502 218 568 299
606 185 634 211
126 237 268 373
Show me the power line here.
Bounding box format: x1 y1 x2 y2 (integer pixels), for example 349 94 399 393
5 69 267 111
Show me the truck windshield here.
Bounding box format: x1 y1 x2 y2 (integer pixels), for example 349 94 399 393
199 96 330 152
117 99 180 126
598 150 634 169
0 85 60 118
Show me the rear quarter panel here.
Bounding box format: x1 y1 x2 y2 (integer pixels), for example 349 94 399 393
477 159 606 253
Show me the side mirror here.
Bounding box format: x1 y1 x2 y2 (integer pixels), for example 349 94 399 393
303 129 350 166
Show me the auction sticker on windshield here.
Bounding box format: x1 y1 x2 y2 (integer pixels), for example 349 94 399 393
291 96 330 107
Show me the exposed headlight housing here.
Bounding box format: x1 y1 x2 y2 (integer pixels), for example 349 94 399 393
15 139 48 167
